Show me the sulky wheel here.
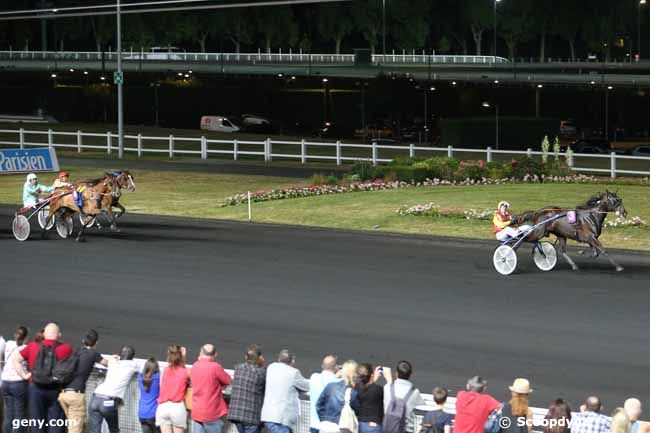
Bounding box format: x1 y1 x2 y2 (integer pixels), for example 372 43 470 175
533 241 558 271
493 245 518 275
12 215 31 241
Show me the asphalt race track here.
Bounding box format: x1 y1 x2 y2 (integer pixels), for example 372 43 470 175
1 205 649 409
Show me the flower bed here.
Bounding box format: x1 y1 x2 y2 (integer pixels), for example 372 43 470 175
219 174 600 207
396 202 647 230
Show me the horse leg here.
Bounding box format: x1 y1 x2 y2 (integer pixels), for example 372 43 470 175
114 202 125 219
105 207 119 232
76 211 88 242
589 238 624 272
557 236 579 271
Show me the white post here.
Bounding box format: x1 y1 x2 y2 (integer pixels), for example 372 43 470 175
247 191 252 222
372 141 378 166
487 146 493 162
233 139 238 161
301 140 306 164
48 129 53 149
137 133 142 157
527 148 533 158
409 143 415 158
107 132 112 154
336 140 341 165
567 152 574 167
77 130 82 153
447 145 453 158
266 138 272 162
610 152 617 178
19 128 24 149
201 136 207 159
169 134 174 158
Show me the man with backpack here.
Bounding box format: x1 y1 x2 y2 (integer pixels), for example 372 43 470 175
12 323 74 433
58 330 108 433
382 361 424 433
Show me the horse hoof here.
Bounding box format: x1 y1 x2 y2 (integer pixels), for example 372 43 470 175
616 266 624 272
572 266 579 271
75 237 86 243
578 250 585 256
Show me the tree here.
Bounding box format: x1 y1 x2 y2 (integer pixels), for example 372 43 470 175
175 13 222 52
551 0 584 60
582 0 629 61
254 7 298 52
351 0 382 53
529 0 556 62
466 0 492 55
390 0 430 50
122 15 154 51
318 3 353 54
498 0 533 60
90 17 113 52
222 9 252 53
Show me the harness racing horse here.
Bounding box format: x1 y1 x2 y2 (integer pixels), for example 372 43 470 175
511 191 627 272
80 170 136 230
44 173 121 242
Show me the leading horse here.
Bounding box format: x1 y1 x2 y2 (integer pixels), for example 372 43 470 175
512 191 627 272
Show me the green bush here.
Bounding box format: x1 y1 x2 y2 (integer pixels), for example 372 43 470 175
454 162 487 181
312 173 327 185
351 162 377 180
422 157 460 179
503 157 549 178
392 166 430 183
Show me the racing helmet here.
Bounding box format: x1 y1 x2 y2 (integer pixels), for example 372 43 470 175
497 201 510 210
58 171 70 179
26 173 38 182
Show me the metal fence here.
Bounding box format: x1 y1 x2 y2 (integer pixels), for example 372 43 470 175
83 360 554 433
1 128 649 178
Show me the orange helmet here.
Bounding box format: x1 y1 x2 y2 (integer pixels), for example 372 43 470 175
58 171 70 179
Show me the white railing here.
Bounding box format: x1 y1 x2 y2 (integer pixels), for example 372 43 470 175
0 50 510 65
1 128 649 178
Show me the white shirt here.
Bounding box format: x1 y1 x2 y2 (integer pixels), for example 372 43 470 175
94 358 139 400
0 336 5 385
1 341 27 382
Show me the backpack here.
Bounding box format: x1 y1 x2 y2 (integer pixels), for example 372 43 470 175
31 343 60 386
51 349 80 386
484 406 504 433
383 383 416 433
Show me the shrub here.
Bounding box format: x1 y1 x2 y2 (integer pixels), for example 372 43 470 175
351 162 376 181
424 157 459 179
392 166 430 182
454 160 487 181
312 173 327 185
326 175 339 185
383 170 398 182
503 157 548 178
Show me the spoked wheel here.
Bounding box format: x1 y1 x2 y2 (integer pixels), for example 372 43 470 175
79 213 96 228
38 206 55 230
493 245 518 275
533 241 558 271
56 215 74 239
12 215 31 241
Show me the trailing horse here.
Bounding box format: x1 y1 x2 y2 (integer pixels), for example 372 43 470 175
44 173 120 242
511 190 627 272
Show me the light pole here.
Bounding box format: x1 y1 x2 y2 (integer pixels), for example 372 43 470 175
421 85 435 144
639 0 646 60
483 101 500 150
150 82 160 127
322 78 329 125
116 0 124 159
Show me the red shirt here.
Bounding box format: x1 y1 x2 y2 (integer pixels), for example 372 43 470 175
190 358 232 423
19 340 74 371
454 391 501 433
158 366 188 404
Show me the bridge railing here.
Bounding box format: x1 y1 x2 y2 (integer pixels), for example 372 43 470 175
1 128 649 178
0 50 510 65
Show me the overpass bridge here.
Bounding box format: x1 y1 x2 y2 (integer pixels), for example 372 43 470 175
2 50 650 87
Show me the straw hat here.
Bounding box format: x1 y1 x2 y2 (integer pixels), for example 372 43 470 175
509 378 533 394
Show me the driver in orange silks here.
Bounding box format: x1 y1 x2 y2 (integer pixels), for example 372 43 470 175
493 201 532 241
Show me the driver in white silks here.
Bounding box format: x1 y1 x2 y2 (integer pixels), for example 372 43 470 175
22 173 54 207
492 201 532 241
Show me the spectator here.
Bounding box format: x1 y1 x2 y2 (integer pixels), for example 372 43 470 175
190 344 232 433
572 397 611 433
228 344 266 433
500 379 533 433
156 345 189 433
260 349 310 433
58 330 108 433
88 345 138 433
453 376 501 433
317 360 359 433
382 361 424 433
139 358 161 433
544 399 572 433
420 387 454 433
610 408 631 433
310 355 339 433
624 399 650 433
12 323 73 433
1 326 29 433
356 363 384 433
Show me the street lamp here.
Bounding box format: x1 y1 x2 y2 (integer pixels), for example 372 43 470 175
382 0 386 58
482 101 500 150
116 0 124 159
322 78 329 125
639 0 646 60
493 0 501 62
150 82 160 127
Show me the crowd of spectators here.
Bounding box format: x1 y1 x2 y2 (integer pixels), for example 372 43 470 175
1 323 649 433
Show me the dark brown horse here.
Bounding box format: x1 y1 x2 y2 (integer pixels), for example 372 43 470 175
44 173 120 241
511 191 627 272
